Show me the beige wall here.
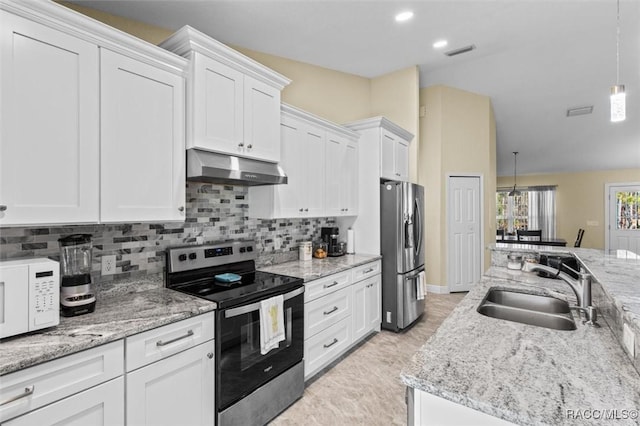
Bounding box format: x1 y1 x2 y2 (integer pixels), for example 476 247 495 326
497 169 640 249
419 85 496 287
370 66 420 182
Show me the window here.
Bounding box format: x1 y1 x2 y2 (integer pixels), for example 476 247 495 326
496 186 557 239
615 190 640 230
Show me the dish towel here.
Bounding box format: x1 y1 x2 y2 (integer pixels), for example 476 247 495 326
259 295 285 355
416 271 427 301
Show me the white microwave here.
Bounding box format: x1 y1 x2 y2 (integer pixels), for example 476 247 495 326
0 258 60 339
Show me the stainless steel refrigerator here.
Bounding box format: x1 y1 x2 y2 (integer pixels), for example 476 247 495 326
380 181 425 332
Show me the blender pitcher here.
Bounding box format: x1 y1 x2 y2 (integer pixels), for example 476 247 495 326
58 234 96 316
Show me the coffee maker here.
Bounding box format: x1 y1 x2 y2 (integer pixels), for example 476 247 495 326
58 234 96 316
321 227 345 257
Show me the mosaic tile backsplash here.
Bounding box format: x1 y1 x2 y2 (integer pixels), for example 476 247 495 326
0 182 335 282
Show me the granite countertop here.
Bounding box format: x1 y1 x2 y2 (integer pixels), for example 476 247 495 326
401 266 640 425
258 253 381 282
0 278 216 376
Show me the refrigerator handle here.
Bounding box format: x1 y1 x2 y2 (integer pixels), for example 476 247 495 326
405 217 414 248
414 198 422 257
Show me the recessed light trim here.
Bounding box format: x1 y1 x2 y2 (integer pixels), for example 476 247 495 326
395 11 414 22
433 40 448 49
566 106 594 117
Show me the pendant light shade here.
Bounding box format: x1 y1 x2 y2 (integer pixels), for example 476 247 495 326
508 152 521 197
611 0 626 123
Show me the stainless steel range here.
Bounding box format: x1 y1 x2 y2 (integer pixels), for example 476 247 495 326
165 241 304 426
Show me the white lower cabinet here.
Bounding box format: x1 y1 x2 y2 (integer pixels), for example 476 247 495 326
303 260 381 381
4 377 124 426
126 340 215 426
352 275 381 343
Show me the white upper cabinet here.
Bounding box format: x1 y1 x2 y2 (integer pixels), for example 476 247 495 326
160 26 290 163
325 132 359 217
100 49 185 222
248 104 358 219
0 1 188 226
0 11 99 226
380 128 410 181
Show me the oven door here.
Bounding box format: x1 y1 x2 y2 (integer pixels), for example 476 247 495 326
216 286 304 411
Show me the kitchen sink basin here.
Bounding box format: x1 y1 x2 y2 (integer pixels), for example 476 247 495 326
477 288 576 331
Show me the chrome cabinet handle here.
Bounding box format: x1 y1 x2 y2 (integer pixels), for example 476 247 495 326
396 173 401 176
207 352 214 359
363 268 374 274
247 144 253 149
178 206 184 212
323 281 339 289
304 208 308 212
0 386 34 406
323 306 338 316
299 208 304 212
238 143 244 148
323 338 338 349
156 329 194 347
0 205 6 212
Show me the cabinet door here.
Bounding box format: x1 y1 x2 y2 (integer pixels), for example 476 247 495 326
127 340 215 426
379 130 397 180
304 126 326 217
325 133 345 216
274 118 305 217
395 138 410 181
366 275 382 331
244 76 281 162
4 377 124 426
343 140 358 215
351 279 368 342
192 53 244 154
100 48 185 222
0 12 99 225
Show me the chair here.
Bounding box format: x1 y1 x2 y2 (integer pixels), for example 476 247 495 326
517 229 542 241
496 229 504 240
574 228 585 247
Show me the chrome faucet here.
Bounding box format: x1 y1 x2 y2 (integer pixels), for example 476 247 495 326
522 262 599 326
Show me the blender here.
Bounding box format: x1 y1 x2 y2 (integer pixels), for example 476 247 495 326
58 234 96 316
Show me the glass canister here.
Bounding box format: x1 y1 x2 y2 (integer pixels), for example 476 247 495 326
299 241 312 261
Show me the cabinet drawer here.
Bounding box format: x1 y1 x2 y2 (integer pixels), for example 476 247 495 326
352 260 381 283
4 377 124 426
304 316 352 380
0 340 124 423
305 287 351 340
304 271 351 303
126 312 215 372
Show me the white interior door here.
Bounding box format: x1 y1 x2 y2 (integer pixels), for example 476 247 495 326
607 183 640 255
447 176 481 292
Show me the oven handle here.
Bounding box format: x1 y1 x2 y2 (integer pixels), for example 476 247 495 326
224 286 304 318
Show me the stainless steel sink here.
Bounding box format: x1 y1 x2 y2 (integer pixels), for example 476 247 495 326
477 288 576 331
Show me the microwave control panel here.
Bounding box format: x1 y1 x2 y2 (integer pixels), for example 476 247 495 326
29 263 60 327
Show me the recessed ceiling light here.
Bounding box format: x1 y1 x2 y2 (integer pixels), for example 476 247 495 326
395 11 414 22
433 40 448 49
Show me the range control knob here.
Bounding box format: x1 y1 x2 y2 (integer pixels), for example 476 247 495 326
239 247 246 253
189 253 197 260
246 246 253 252
178 254 187 261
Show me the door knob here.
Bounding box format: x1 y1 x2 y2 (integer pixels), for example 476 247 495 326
207 353 213 359
178 206 184 212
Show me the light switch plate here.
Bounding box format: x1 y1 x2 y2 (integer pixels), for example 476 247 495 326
586 220 599 226
623 323 635 357
101 255 116 276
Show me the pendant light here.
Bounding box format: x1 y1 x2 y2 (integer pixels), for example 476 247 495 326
508 152 521 197
611 0 626 122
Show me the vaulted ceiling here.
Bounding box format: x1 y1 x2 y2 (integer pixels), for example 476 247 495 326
70 0 640 177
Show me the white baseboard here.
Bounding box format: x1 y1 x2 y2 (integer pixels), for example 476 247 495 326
426 284 450 294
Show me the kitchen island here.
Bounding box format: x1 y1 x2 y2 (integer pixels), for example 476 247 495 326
401 246 640 425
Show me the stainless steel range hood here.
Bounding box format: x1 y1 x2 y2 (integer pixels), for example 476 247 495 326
186 149 287 186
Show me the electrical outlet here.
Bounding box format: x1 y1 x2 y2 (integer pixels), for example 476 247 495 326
623 323 636 357
101 255 116 276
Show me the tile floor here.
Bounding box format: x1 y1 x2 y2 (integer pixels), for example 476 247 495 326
271 292 467 426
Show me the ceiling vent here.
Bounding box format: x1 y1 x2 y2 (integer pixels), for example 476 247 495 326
444 44 476 57
566 106 594 117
